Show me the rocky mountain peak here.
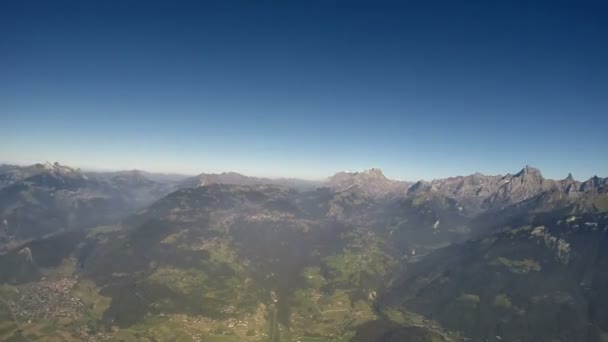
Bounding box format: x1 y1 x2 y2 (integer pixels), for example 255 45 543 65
515 165 543 178
406 180 430 195
362 168 386 179
581 175 608 192
325 168 408 198
481 166 557 209
559 172 580 194
328 168 387 181
35 161 79 175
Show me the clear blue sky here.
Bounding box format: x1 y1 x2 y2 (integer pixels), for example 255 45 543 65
1 1 607 180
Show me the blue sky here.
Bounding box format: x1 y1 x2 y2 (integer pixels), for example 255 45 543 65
1 1 607 180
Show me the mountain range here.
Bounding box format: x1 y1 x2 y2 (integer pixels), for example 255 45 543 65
0 161 607 341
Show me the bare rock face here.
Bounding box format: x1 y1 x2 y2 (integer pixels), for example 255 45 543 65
559 173 581 195
407 171 537 213
581 175 608 193
407 173 505 212
483 166 558 209
324 168 410 198
482 168 606 210
403 166 608 214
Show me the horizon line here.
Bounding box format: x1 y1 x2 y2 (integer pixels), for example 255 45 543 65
1 159 602 183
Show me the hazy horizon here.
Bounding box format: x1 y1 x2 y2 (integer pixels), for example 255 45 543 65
2 158 604 183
